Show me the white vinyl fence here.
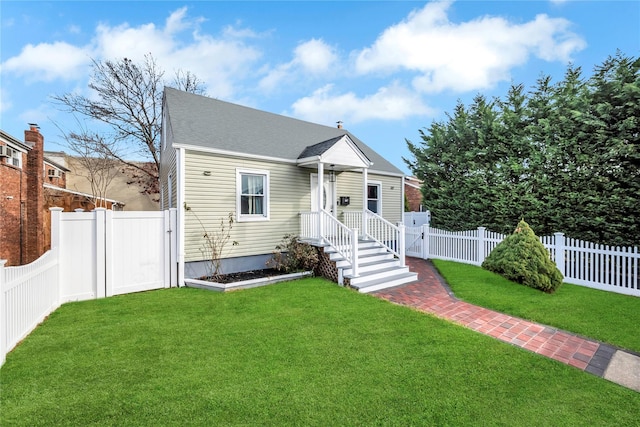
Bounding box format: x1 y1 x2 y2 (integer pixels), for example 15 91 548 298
1 208 177 365
404 211 431 227
406 224 639 297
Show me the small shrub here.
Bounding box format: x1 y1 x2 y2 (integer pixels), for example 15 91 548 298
184 204 239 280
268 234 319 273
481 219 563 293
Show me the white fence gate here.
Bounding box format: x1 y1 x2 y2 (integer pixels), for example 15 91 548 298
58 209 177 302
1 208 178 365
405 226 423 258
405 224 639 297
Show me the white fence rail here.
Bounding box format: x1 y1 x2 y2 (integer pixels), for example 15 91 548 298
406 225 639 297
1 208 177 365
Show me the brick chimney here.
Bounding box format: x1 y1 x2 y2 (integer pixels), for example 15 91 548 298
337 121 343 129
24 124 45 263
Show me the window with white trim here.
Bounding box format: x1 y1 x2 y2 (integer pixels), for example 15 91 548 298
237 169 269 221
367 182 381 214
10 150 22 168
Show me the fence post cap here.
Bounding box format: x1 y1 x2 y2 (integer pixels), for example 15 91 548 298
49 207 64 212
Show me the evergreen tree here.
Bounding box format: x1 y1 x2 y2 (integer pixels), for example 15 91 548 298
405 52 639 247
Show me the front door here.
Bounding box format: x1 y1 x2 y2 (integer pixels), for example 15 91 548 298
311 173 335 215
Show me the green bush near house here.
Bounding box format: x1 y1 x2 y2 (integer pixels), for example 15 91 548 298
267 234 319 273
482 219 563 293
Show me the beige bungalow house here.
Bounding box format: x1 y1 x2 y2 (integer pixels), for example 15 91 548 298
160 88 417 292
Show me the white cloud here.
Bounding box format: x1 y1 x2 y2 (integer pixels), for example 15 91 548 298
1 8 262 99
1 41 91 82
259 38 337 92
294 39 338 74
290 83 433 124
355 0 586 93
18 102 57 128
164 7 191 35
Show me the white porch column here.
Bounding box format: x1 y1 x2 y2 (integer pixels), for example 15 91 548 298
317 162 324 241
362 167 368 239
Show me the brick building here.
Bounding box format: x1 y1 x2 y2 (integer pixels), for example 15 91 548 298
405 176 425 212
0 126 121 266
0 125 47 265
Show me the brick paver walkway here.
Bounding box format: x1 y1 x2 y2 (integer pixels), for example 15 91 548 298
374 257 616 377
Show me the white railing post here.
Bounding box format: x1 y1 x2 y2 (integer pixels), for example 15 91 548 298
352 228 359 277
0 259 6 366
398 223 406 267
317 163 324 241
554 232 565 277
422 224 430 259
362 168 368 239
478 227 486 264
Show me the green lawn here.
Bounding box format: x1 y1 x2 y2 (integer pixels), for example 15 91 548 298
432 259 640 353
1 278 638 426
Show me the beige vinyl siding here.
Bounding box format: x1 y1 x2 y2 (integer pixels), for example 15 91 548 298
334 170 403 224
374 173 403 224
335 170 364 219
183 150 312 262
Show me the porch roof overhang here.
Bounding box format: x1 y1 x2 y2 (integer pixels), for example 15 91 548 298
296 134 372 171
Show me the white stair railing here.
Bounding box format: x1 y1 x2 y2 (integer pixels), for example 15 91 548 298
343 210 406 267
300 210 359 277
299 211 319 240
363 210 405 267
320 209 359 277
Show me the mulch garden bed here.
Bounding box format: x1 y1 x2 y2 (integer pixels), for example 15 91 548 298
199 269 288 284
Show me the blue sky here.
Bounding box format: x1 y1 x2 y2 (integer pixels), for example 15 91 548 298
1 1 638 174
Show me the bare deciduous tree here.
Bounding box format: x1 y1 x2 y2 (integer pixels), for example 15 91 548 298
57 121 121 208
52 53 206 184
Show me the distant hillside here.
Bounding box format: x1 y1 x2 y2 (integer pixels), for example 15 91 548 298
51 153 160 211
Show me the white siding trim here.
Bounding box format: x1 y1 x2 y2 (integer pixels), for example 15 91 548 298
176 143 295 165
177 147 186 286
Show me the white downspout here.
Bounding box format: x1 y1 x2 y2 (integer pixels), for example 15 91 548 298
177 147 186 287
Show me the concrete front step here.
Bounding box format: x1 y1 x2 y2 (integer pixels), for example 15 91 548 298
326 244 387 259
320 239 418 293
350 271 419 293
335 251 395 269
347 265 412 285
342 258 400 276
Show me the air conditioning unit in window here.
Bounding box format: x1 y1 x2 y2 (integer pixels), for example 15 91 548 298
48 169 62 178
0 146 13 157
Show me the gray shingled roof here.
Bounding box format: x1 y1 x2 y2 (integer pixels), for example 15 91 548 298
298 136 342 159
163 87 403 175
